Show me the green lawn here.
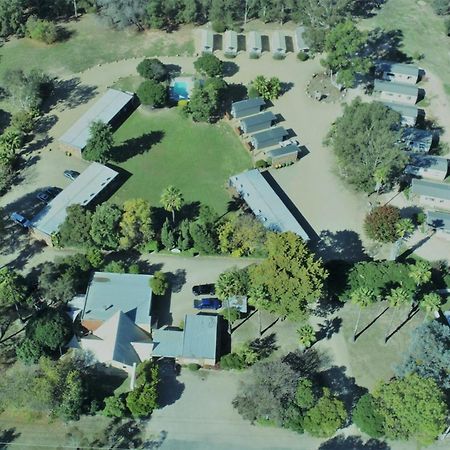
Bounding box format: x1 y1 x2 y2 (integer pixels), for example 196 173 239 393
0 15 194 78
361 0 450 96
110 109 252 214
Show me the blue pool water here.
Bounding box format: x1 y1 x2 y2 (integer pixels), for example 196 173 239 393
170 81 189 100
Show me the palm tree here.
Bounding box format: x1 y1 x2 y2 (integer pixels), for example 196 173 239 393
409 260 432 287
384 287 412 343
419 293 442 323
160 186 183 223
395 218 414 240
374 166 389 194
248 285 270 337
297 324 316 349
350 287 376 342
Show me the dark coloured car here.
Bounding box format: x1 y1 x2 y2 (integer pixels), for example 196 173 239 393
10 212 31 228
36 187 62 204
192 283 216 296
193 297 222 310
64 170 80 181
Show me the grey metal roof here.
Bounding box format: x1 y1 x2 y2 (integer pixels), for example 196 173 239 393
201 29 213 51
383 102 419 118
374 79 419 97
266 144 299 159
427 210 450 232
411 178 450 200
378 61 420 77
231 97 265 116
240 111 275 132
182 314 218 360
229 169 310 240
295 26 309 51
407 154 448 173
30 162 118 237
224 30 238 53
248 31 262 53
251 127 288 148
272 31 286 53
59 89 134 151
401 128 433 152
152 328 184 358
83 272 153 325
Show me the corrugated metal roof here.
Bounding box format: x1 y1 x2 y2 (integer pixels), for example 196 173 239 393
229 169 310 240
374 79 419 97
427 210 450 231
224 30 238 52
295 26 309 50
182 314 218 360
83 272 153 325
59 89 134 151
411 178 450 200
251 127 288 148
248 31 262 52
407 154 448 173
231 97 265 116
378 61 420 77
201 29 213 50
272 31 286 52
266 144 299 159
402 128 433 152
383 102 418 118
240 111 275 130
152 328 184 358
30 162 118 237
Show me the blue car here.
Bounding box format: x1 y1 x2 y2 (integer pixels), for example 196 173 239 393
193 297 222 310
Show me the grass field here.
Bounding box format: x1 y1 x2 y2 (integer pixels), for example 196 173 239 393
361 0 450 95
0 15 194 78
110 108 252 214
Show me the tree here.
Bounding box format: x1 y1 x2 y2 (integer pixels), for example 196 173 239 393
249 232 327 321
364 205 401 243
25 16 59 44
295 378 317 410
59 370 85 421
186 81 225 122
136 80 167 107
0 0 26 37
419 293 442 322
353 393 385 438
297 324 316 348
215 267 249 300
193 54 223 77
322 20 371 87
126 362 159 418
326 99 406 192
150 271 168 296
16 337 43 364
160 218 175 249
0 128 23 167
103 394 128 418
0 267 26 311
350 287 376 341
396 321 450 389
303 388 347 438
136 58 167 81
384 287 412 342
189 221 217 253
119 198 154 249
83 121 114 163
86 247 104 269
409 260 432 287
160 185 183 223
251 75 282 100
97 0 147 30
177 219 192 251
90 203 122 250
58 204 92 248
373 374 447 444
103 260 126 273
10 110 36 134
395 218 414 240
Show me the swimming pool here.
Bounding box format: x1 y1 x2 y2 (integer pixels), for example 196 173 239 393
170 81 190 101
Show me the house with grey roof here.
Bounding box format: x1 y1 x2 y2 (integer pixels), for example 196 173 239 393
152 314 220 366
229 169 310 240
427 210 450 238
271 31 286 57
70 311 153 374
201 29 214 54
30 163 118 245
73 271 153 332
295 26 309 52
231 97 265 119
224 30 238 57
374 79 419 105
239 111 276 134
376 61 420 85
401 128 433 153
405 154 448 181
59 89 136 157
411 178 450 211
250 127 288 150
266 144 299 166
247 31 262 57
383 102 419 127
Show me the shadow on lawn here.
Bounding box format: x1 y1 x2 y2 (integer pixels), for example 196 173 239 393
0 427 21 449
112 131 165 163
319 435 390 450
366 28 411 63
313 230 369 263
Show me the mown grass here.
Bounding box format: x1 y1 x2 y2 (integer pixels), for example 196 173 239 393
110 108 251 214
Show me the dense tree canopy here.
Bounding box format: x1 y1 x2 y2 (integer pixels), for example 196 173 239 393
149 271 168 296
353 393 385 438
97 0 147 30
58 204 92 248
83 121 114 163
215 267 249 300
0 0 26 37
136 58 167 81
364 205 401 243
90 203 122 250
136 79 167 107
326 98 406 192
194 54 223 78
119 198 154 249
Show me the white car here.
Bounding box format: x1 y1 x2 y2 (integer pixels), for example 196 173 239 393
280 138 300 148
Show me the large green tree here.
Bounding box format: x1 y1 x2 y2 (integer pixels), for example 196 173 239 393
58 204 92 248
364 205 401 243
90 203 122 250
252 76 282 101
215 267 249 300
83 121 114 163
249 232 327 321
326 98 406 192
136 80 167 107
119 198 154 249
194 54 223 77
0 0 26 37
353 393 385 438
136 58 167 81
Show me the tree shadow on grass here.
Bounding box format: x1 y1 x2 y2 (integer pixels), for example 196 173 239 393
249 333 278 359
0 428 21 449
111 131 164 163
283 348 328 377
352 0 386 18
44 77 97 112
366 28 411 63
317 317 343 341
319 435 390 450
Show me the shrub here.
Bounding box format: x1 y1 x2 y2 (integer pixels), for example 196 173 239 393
255 159 269 169
137 80 167 107
414 211 426 226
273 53 286 60
247 85 259 98
220 352 245 370
86 247 104 269
353 393 385 438
150 271 169 296
187 363 200 371
10 110 36 134
249 53 260 60
25 16 59 44
103 260 126 273
103 394 128 418
136 58 167 81
212 21 226 33
297 51 309 61
128 263 140 274
364 205 401 243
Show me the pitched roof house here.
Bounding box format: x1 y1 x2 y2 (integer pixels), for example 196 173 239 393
411 178 450 211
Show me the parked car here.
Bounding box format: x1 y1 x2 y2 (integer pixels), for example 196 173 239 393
36 187 62 204
193 298 222 310
280 138 300 147
192 283 216 296
64 170 80 181
10 212 31 228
